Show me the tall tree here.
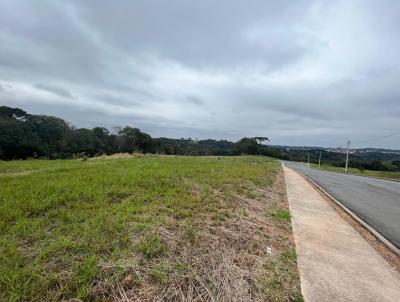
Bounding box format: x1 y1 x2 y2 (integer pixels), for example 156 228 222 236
234 138 259 155
253 136 269 144
117 127 154 153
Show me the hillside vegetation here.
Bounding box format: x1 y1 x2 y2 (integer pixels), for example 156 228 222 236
0 155 302 301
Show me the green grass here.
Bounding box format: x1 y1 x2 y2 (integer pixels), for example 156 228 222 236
0 155 301 301
310 163 400 180
136 235 167 259
271 209 292 221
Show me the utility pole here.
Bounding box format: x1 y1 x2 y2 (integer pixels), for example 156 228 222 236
318 151 321 169
307 154 310 167
345 140 350 173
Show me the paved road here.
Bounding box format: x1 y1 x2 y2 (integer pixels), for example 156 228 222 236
284 161 400 250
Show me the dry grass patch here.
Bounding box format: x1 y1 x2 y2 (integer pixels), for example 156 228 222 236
108 170 302 302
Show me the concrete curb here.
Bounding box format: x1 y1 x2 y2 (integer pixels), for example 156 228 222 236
282 163 400 256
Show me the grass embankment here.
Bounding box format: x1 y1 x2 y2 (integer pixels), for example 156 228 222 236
0 155 302 301
310 163 400 181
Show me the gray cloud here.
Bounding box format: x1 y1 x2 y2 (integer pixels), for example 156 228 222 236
186 95 205 106
34 83 75 99
71 0 317 70
1 0 400 148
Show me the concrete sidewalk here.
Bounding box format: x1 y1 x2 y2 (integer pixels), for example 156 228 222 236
284 166 400 302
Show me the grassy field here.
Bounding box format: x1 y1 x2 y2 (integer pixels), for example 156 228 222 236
310 163 400 180
0 155 302 301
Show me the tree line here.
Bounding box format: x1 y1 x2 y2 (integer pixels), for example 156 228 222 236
0 106 282 160
2 106 399 172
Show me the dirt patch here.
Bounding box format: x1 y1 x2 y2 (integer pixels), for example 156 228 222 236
0 170 42 176
94 169 302 301
90 153 152 160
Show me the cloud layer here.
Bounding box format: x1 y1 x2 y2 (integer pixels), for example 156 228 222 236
1 0 400 148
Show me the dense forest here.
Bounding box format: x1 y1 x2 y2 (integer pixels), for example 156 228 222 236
1 106 400 172
0 106 282 160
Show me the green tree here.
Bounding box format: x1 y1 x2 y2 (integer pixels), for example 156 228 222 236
25 115 70 158
234 138 259 155
117 127 154 153
0 106 28 119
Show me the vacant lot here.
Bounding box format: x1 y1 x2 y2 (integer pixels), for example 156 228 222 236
0 155 302 301
311 163 400 180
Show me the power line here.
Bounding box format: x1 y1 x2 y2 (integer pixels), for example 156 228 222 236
314 131 399 175
331 131 400 149
352 131 400 145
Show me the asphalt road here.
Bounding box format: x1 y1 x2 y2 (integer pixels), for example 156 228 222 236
284 161 400 250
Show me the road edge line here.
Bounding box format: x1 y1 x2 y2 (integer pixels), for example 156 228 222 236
282 163 400 256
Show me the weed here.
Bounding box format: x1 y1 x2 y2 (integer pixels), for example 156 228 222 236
272 209 292 221
137 235 167 259
182 226 196 243
73 256 100 299
282 247 297 262
246 190 259 199
151 263 169 285
238 208 249 217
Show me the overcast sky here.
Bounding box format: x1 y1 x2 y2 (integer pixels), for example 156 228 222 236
1 0 400 148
